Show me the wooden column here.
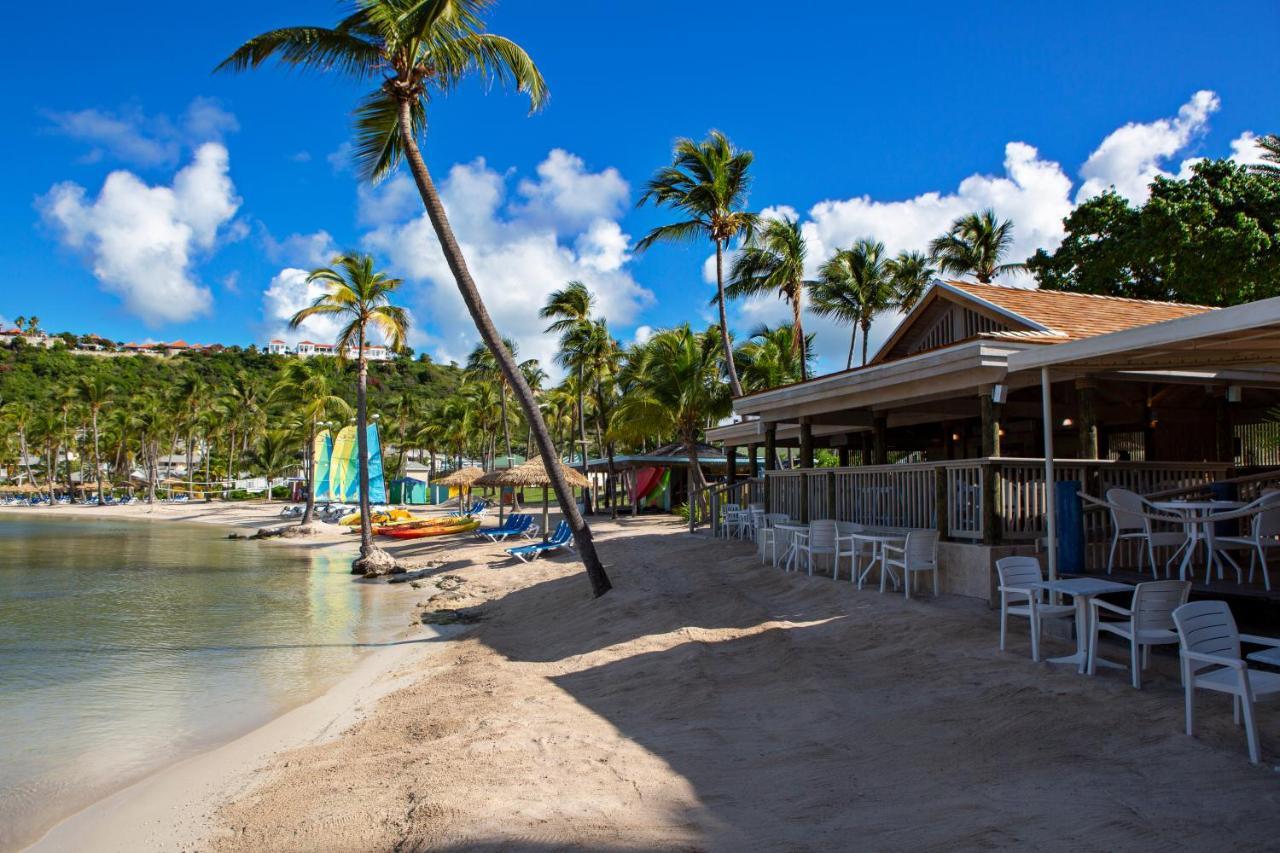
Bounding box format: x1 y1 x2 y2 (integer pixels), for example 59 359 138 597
861 433 871 466
935 467 949 539
1215 393 1234 464
764 424 777 513
838 444 850 467
747 443 759 479
1076 380 1099 460
980 392 1002 458
873 416 888 465
726 444 738 487
799 419 814 470
630 469 639 517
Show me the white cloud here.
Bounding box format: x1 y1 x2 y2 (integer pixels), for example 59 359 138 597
45 97 237 168
357 174 421 226
263 229 338 269
631 325 655 346
261 268 344 345
39 142 241 325
1229 131 1269 167
327 142 354 173
1076 90 1219 204
362 152 653 371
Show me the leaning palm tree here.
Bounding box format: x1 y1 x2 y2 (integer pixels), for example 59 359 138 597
812 239 896 368
1247 134 1280 179
636 130 757 398
723 216 813 381
928 209 1024 283
886 250 936 311
76 375 114 504
291 253 407 574
218 0 610 597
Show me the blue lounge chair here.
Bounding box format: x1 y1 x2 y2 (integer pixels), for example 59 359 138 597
506 520 574 563
476 513 537 542
449 499 487 518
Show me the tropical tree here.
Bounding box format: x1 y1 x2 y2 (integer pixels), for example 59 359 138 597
292 254 407 574
928 209 1024 283
614 326 732 516
735 324 812 391
724 216 812 381
76 375 114 504
464 337 520 465
540 281 594 468
218 0 611 597
1247 134 1280 179
278 357 351 525
251 429 297 504
886 250 936 311
637 130 758 398
812 239 896 368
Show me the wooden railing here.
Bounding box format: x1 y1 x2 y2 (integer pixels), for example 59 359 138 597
691 478 764 535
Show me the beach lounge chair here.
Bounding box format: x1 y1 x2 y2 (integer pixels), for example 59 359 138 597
476 513 536 542
506 520 573 562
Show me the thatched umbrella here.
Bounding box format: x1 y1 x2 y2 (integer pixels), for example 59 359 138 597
435 466 484 514
489 456 589 538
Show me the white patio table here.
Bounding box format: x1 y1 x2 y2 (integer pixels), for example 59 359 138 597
1248 647 1280 667
1028 577 1133 674
1150 499 1245 583
851 531 909 592
774 523 810 571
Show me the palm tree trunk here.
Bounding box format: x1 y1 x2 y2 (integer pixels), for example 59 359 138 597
791 291 807 381
302 418 317 526
92 409 104 504
715 239 744 398
861 319 872 366
355 340 375 558
499 388 512 463
396 99 610 597
847 326 857 370
575 364 587 470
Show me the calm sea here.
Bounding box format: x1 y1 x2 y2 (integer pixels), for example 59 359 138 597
0 514 409 851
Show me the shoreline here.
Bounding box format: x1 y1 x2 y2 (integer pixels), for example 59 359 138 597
4 501 444 852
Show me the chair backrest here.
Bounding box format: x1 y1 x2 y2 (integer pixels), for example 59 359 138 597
1107 488 1146 533
808 519 838 551
995 555 1044 589
1252 491 1280 538
748 502 764 511
1131 580 1191 632
511 514 531 530
835 521 864 536
1173 600 1242 663
723 503 740 513
904 530 939 566
764 513 789 527
550 520 572 545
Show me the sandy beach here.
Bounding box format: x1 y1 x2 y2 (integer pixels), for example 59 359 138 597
12 502 1280 851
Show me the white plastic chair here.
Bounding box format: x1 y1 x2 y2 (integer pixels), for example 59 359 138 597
1106 488 1186 578
1172 600 1280 764
1214 491 1280 591
883 530 940 599
794 519 838 577
995 556 1075 662
1086 579 1190 688
757 513 790 565
834 522 874 583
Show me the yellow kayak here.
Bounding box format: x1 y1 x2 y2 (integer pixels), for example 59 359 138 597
339 508 415 526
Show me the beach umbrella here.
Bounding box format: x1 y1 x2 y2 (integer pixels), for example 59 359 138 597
435 466 484 513
488 456 589 537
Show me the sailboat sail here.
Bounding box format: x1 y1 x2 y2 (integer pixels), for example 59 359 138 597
313 430 333 501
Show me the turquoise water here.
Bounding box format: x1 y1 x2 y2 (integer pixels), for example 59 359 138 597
0 515 409 851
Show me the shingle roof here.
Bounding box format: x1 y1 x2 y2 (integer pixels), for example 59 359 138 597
945 280 1213 340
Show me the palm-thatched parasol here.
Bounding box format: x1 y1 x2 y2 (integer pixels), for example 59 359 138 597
488 456 589 536
435 466 485 513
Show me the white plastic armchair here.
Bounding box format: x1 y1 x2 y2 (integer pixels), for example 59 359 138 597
1172 600 1280 764
995 556 1074 662
1214 491 1280 591
757 513 790 565
1105 488 1186 578
834 522 873 583
794 519 838 578
883 531 940 599
1086 579 1189 688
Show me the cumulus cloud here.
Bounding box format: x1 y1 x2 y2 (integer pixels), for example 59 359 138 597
631 325 655 347
261 268 344 345
1076 90 1219 204
357 174 421 226
1229 131 1270 167
39 142 241 325
361 152 652 370
263 229 339 269
45 97 237 168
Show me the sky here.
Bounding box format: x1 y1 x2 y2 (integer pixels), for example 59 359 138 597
4 1 1278 376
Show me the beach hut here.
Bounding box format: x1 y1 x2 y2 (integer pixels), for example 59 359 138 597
435 466 484 514
485 456 589 538
389 477 428 505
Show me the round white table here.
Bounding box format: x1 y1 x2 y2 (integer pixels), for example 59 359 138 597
1151 499 1245 583
850 531 908 592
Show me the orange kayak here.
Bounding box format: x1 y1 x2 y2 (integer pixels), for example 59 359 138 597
376 519 480 539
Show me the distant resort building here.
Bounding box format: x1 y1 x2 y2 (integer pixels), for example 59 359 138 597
265 339 392 360
0 327 54 348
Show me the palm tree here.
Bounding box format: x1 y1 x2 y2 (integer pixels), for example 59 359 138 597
928 209 1024 283
278 358 351 525
637 130 757 398
76 375 114 504
464 337 520 466
1247 134 1280 179
724 216 812 380
292 253 407 574
219 0 610 597
812 239 896 368
251 429 296 504
614 326 732 516
886 250 936 311
540 281 594 469
735 324 812 391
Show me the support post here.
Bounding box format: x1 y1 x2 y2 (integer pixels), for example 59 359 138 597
630 469 639 518
799 419 814 470
980 391 1002 458
981 461 1000 545
1215 392 1234 464
748 443 759 479
1041 368 1058 580
861 433 871 466
838 444 850 467
726 444 738 488
826 469 837 520
764 424 777 513
1076 380 1098 460
935 467 949 539
873 416 888 465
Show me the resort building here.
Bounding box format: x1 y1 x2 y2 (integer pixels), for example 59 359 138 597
264 339 391 360
267 339 288 355
704 281 1280 601
0 327 54 348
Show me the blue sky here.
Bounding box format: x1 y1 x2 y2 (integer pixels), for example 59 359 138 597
4 1 1278 373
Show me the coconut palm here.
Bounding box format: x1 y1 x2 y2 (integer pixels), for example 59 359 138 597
723 216 813 381
76 375 114 504
928 209 1024 283
465 337 520 466
251 429 297 504
1247 134 1280 179
291 253 407 573
218 0 611 597
278 357 351 525
540 281 594 469
812 239 896 368
887 250 936 311
735 324 813 391
636 130 758 398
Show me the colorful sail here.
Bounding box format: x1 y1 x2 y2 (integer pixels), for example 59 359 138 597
312 430 333 501
330 426 357 502
366 424 387 504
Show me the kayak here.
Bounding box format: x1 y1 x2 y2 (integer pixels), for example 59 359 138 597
340 508 415 526
375 515 473 532
376 519 480 539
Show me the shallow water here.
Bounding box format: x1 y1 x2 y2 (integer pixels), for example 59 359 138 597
0 514 408 851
